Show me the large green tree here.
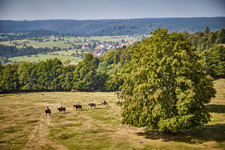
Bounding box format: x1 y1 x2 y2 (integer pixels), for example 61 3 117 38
118 29 216 132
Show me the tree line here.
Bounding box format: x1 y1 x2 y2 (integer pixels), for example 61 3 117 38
0 54 102 93
0 44 61 64
0 43 134 93
187 27 225 78
0 30 60 42
1 17 225 36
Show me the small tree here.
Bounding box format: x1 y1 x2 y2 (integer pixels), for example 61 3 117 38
118 29 216 132
204 27 210 34
63 59 71 65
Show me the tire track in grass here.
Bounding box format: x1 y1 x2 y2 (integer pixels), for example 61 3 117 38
23 104 68 150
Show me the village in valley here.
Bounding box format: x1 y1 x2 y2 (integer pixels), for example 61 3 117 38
0 34 145 64
80 38 134 57
49 34 143 57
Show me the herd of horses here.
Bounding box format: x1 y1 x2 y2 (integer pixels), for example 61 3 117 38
45 101 108 116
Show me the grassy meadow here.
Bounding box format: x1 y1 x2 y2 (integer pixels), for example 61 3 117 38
0 79 224 150
0 39 81 49
8 53 82 64
25 40 76 49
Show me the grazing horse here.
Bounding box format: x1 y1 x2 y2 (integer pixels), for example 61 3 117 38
100 101 108 106
88 103 96 108
74 105 82 111
58 107 66 113
45 107 51 116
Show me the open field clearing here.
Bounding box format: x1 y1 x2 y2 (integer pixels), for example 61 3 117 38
8 54 82 64
25 40 75 49
51 49 88 55
0 79 224 150
82 35 144 42
0 38 82 49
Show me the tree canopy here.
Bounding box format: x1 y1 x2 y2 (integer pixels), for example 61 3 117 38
72 53 101 91
117 29 216 132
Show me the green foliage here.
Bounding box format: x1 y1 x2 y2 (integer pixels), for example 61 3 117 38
117 28 216 132
36 58 63 91
60 65 76 90
0 64 19 92
96 43 139 91
103 50 116 64
186 28 225 77
63 59 71 65
97 61 108 73
0 64 4 92
204 27 210 34
202 45 225 78
0 44 59 58
105 74 123 91
216 28 225 43
188 28 225 52
18 62 36 90
72 53 100 91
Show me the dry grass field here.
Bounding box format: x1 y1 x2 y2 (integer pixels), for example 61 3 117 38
0 79 224 150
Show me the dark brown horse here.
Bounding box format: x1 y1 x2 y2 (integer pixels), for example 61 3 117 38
45 107 51 116
58 107 66 113
100 101 108 106
74 105 82 111
88 103 96 108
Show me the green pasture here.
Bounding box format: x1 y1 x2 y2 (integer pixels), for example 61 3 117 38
8 54 82 64
0 39 29 47
79 35 144 42
51 49 87 55
26 40 72 49
0 38 84 49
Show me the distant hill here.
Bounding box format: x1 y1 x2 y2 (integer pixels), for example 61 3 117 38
0 17 225 35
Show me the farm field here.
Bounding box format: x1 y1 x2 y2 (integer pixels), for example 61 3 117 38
51 49 88 55
0 35 143 49
0 39 81 49
0 79 224 150
25 40 76 49
8 53 82 64
81 35 145 42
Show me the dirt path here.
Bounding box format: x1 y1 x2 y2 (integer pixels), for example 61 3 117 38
23 104 68 150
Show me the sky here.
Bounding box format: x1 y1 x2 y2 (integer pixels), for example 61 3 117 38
0 0 225 20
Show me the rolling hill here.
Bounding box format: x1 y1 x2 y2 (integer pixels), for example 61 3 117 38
0 17 225 36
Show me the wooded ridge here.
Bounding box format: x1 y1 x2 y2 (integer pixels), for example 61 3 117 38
1 17 225 35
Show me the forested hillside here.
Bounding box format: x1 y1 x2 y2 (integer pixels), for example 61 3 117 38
1 17 225 35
